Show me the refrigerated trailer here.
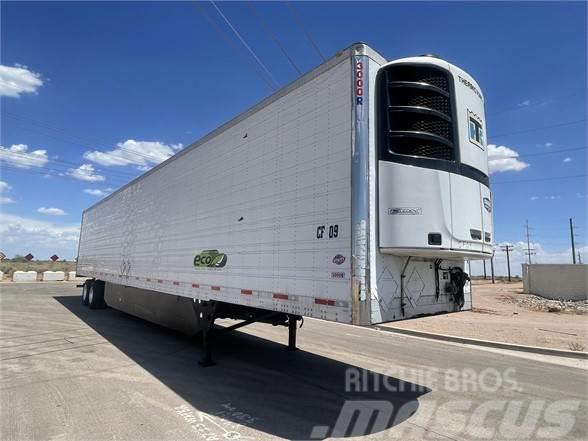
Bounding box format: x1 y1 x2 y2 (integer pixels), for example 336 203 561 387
77 43 493 364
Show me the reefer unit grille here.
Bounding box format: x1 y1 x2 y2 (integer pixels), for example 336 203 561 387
378 64 455 162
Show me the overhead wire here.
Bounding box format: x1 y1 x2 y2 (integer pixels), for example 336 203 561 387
501 146 587 160
191 1 278 91
4 112 176 165
0 163 130 186
491 174 586 185
490 119 586 139
486 89 584 118
246 2 303 76
283 0 325 62
209 1 280 89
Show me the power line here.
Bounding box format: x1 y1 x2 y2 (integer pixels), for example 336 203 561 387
247 2 303 75
283 0 325 62
0 143 139 180
525 220 536 264
491 174 587 185
490 119 586 139
4 112 178 165
486 89 583 118
500 244 513 282
570 218 577 264
191 1 278 91
0 162 129 186
505 146 587 160
210 1 280 89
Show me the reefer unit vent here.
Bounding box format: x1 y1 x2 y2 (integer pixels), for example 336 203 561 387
378 65 455 163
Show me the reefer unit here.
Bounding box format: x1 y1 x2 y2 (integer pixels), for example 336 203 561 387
77 43 492 335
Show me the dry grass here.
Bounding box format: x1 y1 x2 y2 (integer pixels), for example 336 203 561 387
569 341 586 352
0 260 76 279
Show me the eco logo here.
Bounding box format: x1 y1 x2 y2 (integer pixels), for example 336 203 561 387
193 250 227 269
333 254 346 265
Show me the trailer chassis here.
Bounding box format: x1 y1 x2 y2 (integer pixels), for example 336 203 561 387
194 300 302 366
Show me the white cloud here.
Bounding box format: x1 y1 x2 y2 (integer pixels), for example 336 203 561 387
529 196 539 201
563 157 572 163
37 207 66 216
67 164 105 182
0 212 79 259
0 144 48 168
544 142 553 148
544 195 561 200
487 144 529 174
83 188 109 197
518 99 531 107
0 180 14 204
0 64 43 98
83 139 182 170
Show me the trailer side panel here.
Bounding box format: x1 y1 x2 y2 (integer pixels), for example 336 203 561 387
78 57 354 323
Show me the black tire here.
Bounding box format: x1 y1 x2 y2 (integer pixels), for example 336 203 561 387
88 279 106 309
82 280 92 306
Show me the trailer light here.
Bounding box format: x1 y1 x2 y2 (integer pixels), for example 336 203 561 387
470 229 482 241
315 298 335 306
428 233 442 245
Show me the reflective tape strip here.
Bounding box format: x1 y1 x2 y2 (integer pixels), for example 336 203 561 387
192 283 200 288
273 293 288 300
172 281 180 286
157 280 163 284
315 298 336 306
241 289 253 295
211 286 221 291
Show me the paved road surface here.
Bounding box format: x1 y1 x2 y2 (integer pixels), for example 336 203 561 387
1 282 586 440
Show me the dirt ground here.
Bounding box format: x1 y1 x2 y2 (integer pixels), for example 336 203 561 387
386 280 588 351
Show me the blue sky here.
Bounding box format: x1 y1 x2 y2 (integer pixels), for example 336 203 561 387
1 1 586 274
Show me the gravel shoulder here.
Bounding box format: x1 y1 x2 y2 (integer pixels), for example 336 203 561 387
384 280 588 351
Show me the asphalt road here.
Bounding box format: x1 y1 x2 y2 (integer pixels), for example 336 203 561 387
1 282 586 440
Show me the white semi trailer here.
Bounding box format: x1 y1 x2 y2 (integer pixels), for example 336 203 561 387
77 43 492 365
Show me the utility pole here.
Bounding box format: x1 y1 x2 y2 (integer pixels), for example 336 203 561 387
483 260 487 280
490 252 495 284
578 252 582 264
500 244 514 282
570 218 576 264
525 220 536 264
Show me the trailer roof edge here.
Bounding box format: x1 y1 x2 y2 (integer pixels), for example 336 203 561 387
83 43 387 214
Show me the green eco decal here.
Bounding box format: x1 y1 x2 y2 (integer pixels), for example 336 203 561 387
193 250 227 268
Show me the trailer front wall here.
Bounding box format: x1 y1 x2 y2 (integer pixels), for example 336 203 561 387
78 57 354 323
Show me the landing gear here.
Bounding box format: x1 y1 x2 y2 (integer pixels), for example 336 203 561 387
193 300 302 366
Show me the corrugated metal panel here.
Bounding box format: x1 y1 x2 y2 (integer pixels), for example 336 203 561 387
78 54 355 323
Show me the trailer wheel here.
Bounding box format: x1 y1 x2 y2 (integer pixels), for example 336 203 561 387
88 280 106 309
81 280 92 306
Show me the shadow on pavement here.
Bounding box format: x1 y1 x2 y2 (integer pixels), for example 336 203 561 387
55 295 430 439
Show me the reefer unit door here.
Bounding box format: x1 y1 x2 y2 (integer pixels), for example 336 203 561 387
376 57 493 258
